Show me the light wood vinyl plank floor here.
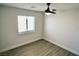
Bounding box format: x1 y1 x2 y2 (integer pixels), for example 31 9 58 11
0 39 77 56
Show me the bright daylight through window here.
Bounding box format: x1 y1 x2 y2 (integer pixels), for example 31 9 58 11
18 16 35 34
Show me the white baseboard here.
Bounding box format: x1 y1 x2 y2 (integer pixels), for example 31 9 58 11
0 37 42 53
44 38 79 55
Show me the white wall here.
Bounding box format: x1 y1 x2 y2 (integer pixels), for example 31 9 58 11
44 9 79 55
1 5 79 55
0 5 44 52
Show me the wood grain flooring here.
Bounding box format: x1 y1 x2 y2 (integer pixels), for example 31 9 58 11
0 39 77 56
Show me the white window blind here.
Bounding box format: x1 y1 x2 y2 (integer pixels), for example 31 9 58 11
18 16 35 34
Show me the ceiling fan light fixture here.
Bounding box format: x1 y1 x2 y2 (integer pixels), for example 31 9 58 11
45 12 51 15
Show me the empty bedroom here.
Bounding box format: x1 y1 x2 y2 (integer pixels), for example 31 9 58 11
0 3 79 56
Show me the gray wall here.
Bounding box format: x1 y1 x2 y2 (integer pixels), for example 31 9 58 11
0 5 44 52
44 9 79 55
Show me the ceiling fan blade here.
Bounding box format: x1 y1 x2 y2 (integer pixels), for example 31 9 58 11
50 11 56 14
53 12 56 14
52 9 56 11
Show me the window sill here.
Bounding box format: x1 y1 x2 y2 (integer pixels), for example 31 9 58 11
18 30 35 35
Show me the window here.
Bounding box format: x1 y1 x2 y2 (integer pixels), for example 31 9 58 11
18 16 35 34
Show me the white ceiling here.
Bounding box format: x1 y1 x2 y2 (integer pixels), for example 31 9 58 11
1 3 79 11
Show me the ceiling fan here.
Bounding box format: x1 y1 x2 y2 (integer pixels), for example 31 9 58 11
45 3 56 15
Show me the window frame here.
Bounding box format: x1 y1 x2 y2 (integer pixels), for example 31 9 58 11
17 15 35 34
